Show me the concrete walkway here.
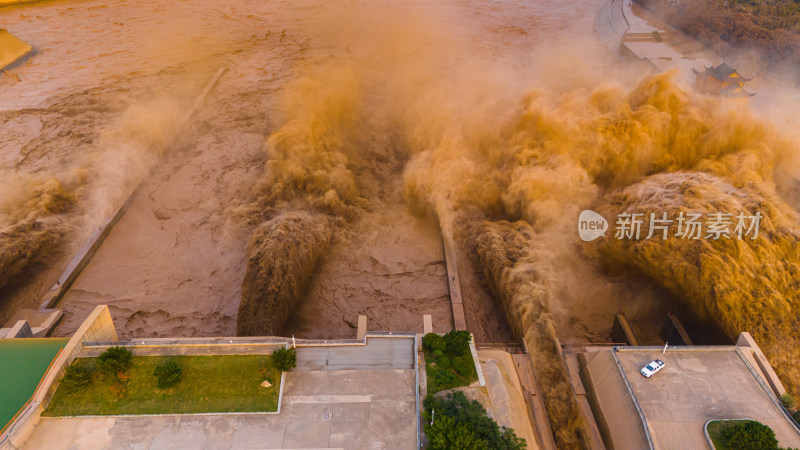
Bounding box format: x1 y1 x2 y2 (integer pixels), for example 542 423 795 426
22 337 418 449
296 338 414 371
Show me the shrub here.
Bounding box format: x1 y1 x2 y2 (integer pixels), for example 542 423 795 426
425 391 526 450
61 363 93 393
792 409 800 425
433 349 444 358
781 393 796 409
153 361 182 389
453 355 473 377
428 336 446 352
97 347 133 377
722 420 778 450
434 370 455 386
423 333 439 350
444 330 472 355
425 414 485 450
271 347 297 372
438 356 451 370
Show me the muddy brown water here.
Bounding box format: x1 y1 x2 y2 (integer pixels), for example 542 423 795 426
0 0 718 344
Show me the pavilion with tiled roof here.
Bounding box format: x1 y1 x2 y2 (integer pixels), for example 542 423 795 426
693 62 755 100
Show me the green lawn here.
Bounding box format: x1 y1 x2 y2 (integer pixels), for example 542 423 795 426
706 420 752 449
45 355 280 416
424 348 478 395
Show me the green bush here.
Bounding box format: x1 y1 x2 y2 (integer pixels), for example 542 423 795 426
423 333 439 350
153 361 182 389
271 347 297 372
792 409 800 425
434 370 455 386
453 355 473 377
423 332 447 352
722 420 778 450
61 363 93 393
780 393 796 409
438 356 451 370
97 347 133 377
433 349 444 357
425 414 485 450
425 391 526 449
444 330 472 355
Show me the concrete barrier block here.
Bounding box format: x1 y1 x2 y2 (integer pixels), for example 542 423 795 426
5 320 33 338
0 29 33 71
356 315 367 340
423 315 432 335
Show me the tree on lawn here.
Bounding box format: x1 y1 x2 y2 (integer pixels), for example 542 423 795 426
272 347 297 372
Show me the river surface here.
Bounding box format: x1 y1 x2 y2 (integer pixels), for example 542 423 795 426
0 0 683 342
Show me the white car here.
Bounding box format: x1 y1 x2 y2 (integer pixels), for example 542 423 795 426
640 359 665 378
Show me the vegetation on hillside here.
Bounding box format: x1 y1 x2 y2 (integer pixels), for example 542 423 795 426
634 0 800 83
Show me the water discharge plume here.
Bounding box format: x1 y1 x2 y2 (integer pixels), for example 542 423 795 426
84 97 186 223
476 219 587 448
0 175 78 226
237 211 332 336
402 66 800 444
256 65 366 220
0 173 80 291
0 218 66 291
590 171 800 393
239 65 366 336
0 95 186 300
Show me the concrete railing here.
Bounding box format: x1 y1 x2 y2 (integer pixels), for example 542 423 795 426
468 336 486 387
616 345 738 352
83 332 417 350
84 337 288 347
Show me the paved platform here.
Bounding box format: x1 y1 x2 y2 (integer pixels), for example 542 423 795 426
295 338 415 371
617 349 800 450
22 338 418 449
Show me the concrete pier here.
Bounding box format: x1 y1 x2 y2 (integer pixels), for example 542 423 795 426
441 234 467 330
0 29 33 71
612 311 640 346
356 315 367 340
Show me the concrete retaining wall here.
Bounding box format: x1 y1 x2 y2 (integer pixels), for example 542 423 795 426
0 305 117 450
737 332 788 397
579 349 651 449
39 191 142 309
595 0 629 49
